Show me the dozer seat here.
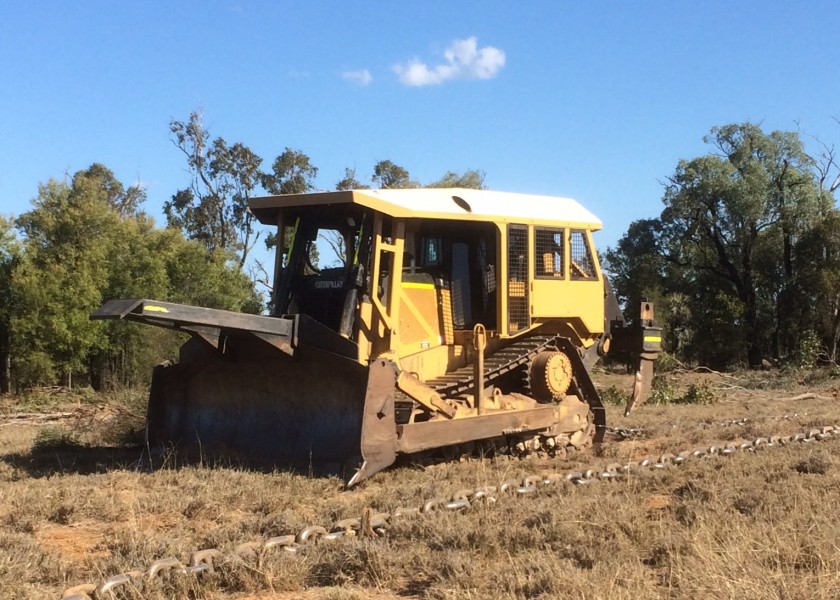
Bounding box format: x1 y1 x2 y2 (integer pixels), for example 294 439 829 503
295 266 347 330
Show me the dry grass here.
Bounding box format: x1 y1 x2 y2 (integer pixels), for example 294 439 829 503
1 368 840 599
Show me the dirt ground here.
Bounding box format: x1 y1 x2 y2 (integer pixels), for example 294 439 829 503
2 367 840 599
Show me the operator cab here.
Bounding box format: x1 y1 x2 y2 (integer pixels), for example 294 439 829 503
271 206 499 350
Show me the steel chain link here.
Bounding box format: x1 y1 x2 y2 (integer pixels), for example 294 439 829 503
59 422 839 600
599 411 810 440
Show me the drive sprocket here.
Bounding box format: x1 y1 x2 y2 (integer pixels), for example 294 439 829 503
529 351 573 401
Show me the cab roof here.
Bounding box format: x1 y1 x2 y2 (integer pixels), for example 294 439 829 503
249 188 602 230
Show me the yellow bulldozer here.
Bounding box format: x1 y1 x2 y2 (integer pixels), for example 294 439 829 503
93 188 659 485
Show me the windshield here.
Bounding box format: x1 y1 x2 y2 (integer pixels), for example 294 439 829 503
274 211 370 331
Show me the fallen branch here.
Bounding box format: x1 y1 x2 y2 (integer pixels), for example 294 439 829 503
777 392 833 402
0 412 77 426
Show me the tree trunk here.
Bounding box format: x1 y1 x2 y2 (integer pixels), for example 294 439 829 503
0 323 9 394
744 286 763 368
1 351 9 394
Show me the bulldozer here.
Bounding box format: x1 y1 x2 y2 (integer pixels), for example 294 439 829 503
92 188 659 485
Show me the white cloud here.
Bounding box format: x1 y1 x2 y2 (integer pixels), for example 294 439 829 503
342 69 373 86
393 37 506 86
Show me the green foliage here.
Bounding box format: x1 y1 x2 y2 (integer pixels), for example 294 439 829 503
793 211 840 363
11 351 56 393
263 148 318 195
371 160 414 189
14 177 121 383
599 385 628 406
32 426 82 451
426 169 486 189
9 163 261 391
676 382 717 405
791 330 822 369
0 216 22 393
335 167 370 191
646 377 717 406
603 218 666 311
654 350 679 373
165 112 264 267
610 122 835 369
648 376 678 405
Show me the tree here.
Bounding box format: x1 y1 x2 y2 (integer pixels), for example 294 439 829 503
426 169 486 189
0 216 21 393
262 148 318 195
603 219 665 310
603 219 703 357
371 160 414 189
658 123 831 366
165 112 264 267
335 167 370 191
14 178 121 387
794 210 840 362
74 163 146 217
261 148 320 260
9 163 263 391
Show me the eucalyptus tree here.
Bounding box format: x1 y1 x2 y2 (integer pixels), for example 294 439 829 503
372 160 415 189
262 148 318 195
335 167 370 191
659 123 831 366
0 216 21 393
793 210 840 362
426 169 486 189
165 112 264 267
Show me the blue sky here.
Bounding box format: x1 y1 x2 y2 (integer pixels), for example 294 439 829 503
1 1 839 251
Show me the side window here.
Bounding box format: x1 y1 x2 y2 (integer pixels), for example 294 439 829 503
507 225 529 332
535 228 565 278
569 230 596 280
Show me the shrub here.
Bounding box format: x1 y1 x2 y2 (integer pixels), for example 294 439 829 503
675 382 716 405
599 385 628 406
792 330 823 369
32 426 82 451
654 350 680 373
647 376 677 405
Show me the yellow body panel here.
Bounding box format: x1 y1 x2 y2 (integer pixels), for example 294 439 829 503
256 189 608 369
397 281 443 353
531 279 604 334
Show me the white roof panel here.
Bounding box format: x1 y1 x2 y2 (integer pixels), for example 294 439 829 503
250 188 603 230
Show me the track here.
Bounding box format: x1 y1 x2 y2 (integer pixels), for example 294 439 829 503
425 334 560 398
58 416 840 600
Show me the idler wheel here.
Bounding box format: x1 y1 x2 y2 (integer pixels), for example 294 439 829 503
529 351 573 401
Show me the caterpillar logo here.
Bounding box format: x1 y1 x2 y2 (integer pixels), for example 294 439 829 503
314 279 343 289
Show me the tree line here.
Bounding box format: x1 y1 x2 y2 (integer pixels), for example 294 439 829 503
3 117 837 394
0 111 484 393
605 122 840 369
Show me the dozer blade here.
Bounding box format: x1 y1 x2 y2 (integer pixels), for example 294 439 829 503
147 336 374 475
94 299 397 481
93 299 297 354
347 358 398 487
